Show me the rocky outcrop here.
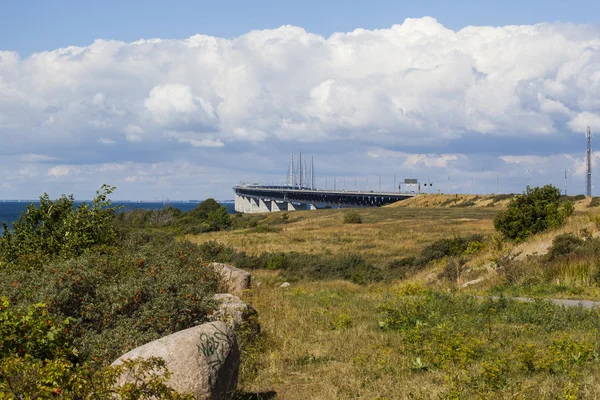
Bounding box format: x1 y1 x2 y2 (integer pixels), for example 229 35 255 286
112 321 239 400
209 294 260 338
210 263 251 294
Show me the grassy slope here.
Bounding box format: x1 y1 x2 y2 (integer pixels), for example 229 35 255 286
187 195 600 399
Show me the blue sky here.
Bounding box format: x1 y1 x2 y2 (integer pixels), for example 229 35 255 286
0 1 599 200
2 0 596 56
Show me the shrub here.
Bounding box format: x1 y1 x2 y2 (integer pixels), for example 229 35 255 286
0 298 75 361
189 198 222 219
0 298 193 398
250 225 281 234
494 185 574 241
588 197 600 208
114 198 231 233
0 354 193 399
343 211 362 224
0 185 120 264
491 194 514 203
417 235 484 266
0 232 222 362
546 234 584 260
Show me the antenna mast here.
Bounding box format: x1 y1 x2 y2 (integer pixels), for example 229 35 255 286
587 126 592 197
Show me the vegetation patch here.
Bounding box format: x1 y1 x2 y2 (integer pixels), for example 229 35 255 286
589 197 600 207
494 185 574 241
115 198 233 234
0 187 223 398
378 293 600 397
342 210 363 224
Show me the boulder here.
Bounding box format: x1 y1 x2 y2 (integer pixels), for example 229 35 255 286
279 282 290 288
112 321 239 400
210 263 251 294
209 294 260 338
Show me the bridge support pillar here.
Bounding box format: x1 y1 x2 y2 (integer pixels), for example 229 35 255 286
287 202 307 211
243 196 253 213
234 193 246 212
308 204 317 210
250 197 260 213
259 199 271 213
271 201 283 212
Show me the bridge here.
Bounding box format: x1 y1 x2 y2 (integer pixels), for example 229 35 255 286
233 185 417 213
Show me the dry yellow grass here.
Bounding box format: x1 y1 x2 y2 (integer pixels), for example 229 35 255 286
187 207 498 265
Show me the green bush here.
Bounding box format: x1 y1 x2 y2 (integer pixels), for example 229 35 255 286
0 185 120 264
343 210 362 224
115 198 231 233
546 234 584 260
0 299 193 399
0 298 75 361
417 235 484 266
0 354 193 399
0 232 222 362
493 185 574 241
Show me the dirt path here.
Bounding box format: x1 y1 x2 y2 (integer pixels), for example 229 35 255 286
491 296 600 309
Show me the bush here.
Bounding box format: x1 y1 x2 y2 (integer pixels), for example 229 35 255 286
494 185 574 241
0 298 193 399
343 211 363 224
115 198 231 233
0 185 120 264
417 235 484 266
0 232 222 362
588 197 600 208
546 234 584 260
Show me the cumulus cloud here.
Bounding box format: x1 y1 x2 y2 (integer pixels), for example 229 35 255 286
47 165 77 177
1 18 600 198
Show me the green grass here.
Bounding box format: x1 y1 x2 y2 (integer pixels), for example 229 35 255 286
238 275 600 399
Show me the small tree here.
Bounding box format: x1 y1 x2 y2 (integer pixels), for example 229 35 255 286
0 184 120 263
493 185 574 241
190 198 222 220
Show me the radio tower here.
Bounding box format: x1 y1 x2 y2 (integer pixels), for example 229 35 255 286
587 126 592 197
288 152 294 187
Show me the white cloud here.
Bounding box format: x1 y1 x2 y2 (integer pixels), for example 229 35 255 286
1 19 600 198
164 131 224 147
499 155 549 165
47 165 77 177
144 84 217 130
368 148 466 168
567 112 600 133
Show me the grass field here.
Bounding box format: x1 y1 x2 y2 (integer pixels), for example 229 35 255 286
186 196 600 399
236 273 600 399
188 207 498 266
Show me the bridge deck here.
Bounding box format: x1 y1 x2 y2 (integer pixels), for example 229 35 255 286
233 185 417 210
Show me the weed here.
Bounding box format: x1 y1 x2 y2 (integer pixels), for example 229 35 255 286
343 211 362 224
